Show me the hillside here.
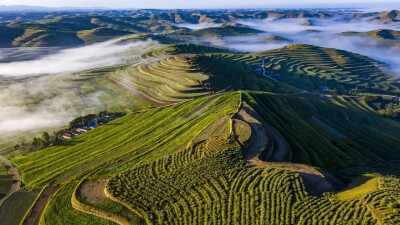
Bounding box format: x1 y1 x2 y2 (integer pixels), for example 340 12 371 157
342 29 400 41
11 91 400 224
216 44 400 94
191 23 263 37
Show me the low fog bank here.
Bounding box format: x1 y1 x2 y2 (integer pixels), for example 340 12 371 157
0 47 61 63
238 17 400 35
174 22 223 30
0 75 102 136
0 37 160 137
0 37 159 77
211 35 289 52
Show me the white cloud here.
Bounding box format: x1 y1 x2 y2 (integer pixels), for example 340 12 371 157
0 37 158 76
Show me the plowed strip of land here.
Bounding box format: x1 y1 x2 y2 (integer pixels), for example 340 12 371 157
0 156 21 205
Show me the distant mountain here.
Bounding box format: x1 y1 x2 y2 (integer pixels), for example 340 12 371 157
341 29 400 41
191 23 263 37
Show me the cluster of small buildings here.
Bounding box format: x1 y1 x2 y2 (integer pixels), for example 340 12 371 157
62 116 117 140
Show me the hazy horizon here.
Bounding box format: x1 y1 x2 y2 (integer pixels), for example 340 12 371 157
0 0 399 10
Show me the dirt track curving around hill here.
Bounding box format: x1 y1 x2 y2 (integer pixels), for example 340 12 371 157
237 102 292 163
0 155 21 206
238 102 334 195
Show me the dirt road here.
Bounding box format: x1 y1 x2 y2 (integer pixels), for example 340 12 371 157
24 186 59 225
238 102 334 195
237 102 291 163
0 155 21 206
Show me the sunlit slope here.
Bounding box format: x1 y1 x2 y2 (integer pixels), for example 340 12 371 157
103 92 380 225
13 93 240 188
218 44 400 94
108 55 210 105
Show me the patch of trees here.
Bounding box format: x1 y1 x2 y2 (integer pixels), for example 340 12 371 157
166 43 229 54
14 131 63 152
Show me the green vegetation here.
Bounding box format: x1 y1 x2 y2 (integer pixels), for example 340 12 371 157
43 183 115 225
77 28 133 44
13 93 240 188
165 43 229 54
243 91 400 171
108 55 210 104
0 162 11 198
192 54 299 93
13 90 400 224
216 44 400 94
363 95 400 119
0 191 38 225
191 22 263 38
2 9 400 225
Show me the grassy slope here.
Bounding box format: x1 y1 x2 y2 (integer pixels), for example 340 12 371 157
191 23 263 37
243 91 400 171
43 183 115 225
0 162 12 198
102 92 380 225
13 93 240 188
19 91 400 224
192 54 299 93
218 44 400 94
0 191 38 225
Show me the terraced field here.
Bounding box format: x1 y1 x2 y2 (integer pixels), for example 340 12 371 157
243 92 400 171
215 44 400 94
108 55 210 105
0 162 12 199
14 91 400 225
13 93 240 188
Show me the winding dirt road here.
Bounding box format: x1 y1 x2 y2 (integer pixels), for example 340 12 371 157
0 155 21 206
237 102 291 163
238 102 335 195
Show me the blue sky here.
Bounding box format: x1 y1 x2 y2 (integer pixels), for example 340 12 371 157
1 0 399 9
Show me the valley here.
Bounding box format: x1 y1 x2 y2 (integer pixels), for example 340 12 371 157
0 6 399 225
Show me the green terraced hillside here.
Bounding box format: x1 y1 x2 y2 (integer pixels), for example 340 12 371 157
13 92 241 188
108 55 210 105
13 91 400 225
214 44 400 94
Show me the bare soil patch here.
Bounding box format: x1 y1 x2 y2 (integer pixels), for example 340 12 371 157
78 180 107 205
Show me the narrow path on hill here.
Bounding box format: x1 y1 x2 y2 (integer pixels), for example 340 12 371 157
0 155 21 206
237 102 291 163
24 185 60 225
238 102 334 195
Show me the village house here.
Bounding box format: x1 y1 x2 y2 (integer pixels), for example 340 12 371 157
62 133 74 140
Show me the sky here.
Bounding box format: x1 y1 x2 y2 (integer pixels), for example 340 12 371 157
0 0 399 9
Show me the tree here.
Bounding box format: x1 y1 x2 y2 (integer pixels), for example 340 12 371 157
42 132 51 144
